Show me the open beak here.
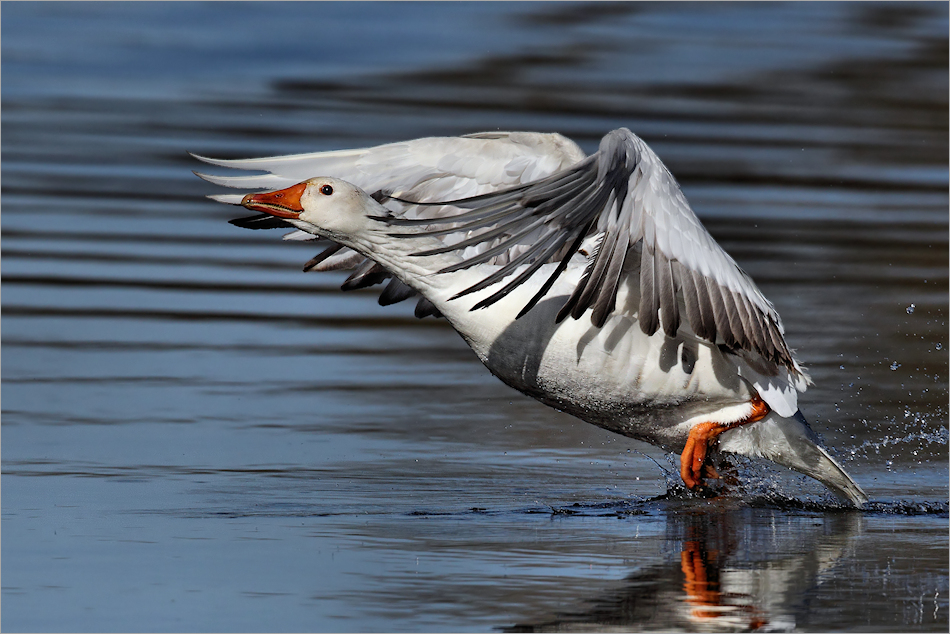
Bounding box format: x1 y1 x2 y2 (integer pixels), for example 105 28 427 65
241 182 307 219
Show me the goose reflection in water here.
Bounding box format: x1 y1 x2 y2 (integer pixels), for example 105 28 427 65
507 505 863 633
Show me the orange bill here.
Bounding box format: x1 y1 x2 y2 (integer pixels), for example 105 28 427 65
241 182 307 218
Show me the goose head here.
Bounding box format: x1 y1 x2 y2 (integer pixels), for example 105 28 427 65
242 177 382 241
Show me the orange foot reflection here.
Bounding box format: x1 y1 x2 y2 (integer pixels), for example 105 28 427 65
680 540 768 628
680 541 721 619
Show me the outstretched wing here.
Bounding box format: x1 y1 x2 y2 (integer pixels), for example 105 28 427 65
196 132 585 301
194 132 586 316
193 131 584 206
392 128 801 376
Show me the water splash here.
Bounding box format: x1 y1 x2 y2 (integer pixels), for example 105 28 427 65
847 424 949 460
539 493 948 516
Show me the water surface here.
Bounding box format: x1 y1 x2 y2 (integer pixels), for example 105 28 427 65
2 2 948 632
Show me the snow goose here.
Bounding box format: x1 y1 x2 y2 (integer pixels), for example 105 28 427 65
194 128 868 506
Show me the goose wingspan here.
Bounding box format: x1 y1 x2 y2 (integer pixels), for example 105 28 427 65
394 128 801 377
192 132 584 198
193 132 586 313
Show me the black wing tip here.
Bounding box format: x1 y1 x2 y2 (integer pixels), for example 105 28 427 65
414 298 443 319
302 244 344 272
341 262 390 291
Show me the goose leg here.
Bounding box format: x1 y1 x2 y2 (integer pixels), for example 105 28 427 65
680 396 770 490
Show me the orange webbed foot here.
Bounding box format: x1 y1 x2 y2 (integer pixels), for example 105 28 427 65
679 397 770 491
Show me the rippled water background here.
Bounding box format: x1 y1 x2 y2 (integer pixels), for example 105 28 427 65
3 2 948 632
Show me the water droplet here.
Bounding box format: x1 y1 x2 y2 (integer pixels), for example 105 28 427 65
839 365 845 370
906 303 916 314
937 343 943 351
890 361 901 370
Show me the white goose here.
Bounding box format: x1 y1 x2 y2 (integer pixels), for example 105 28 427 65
194 128 868 506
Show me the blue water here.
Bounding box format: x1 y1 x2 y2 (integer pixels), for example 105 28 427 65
3 2 948 631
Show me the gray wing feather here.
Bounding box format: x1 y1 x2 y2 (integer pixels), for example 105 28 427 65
638 242 660 336
393 128 799 373
712 282 740 349
302 244 344 272
414 297 442 319
378 278 417 306
656 249 679 338
341 261 390 291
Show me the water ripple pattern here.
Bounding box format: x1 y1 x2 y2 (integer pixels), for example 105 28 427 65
2 3 947 632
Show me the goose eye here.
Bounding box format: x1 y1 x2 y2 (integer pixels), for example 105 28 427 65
319 184 333 196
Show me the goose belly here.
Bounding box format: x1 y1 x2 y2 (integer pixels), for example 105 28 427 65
429 265 754 451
